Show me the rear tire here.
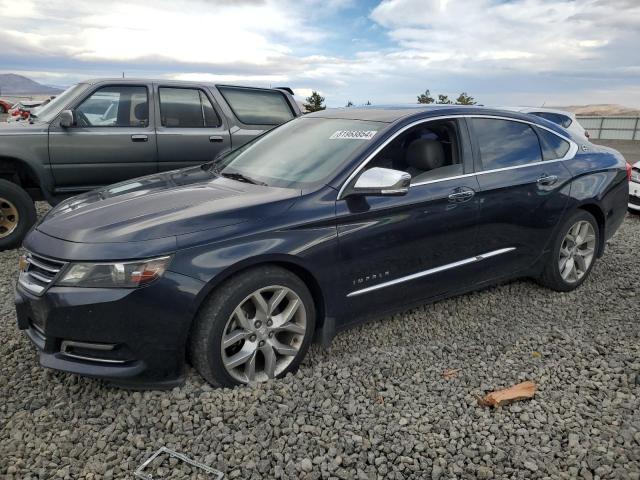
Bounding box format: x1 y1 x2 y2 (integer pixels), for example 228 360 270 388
629 208 640 215
189 265 316 388
537 210 599 292
0 179 37 251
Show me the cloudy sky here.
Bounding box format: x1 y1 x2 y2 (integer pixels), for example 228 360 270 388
1 0 639 107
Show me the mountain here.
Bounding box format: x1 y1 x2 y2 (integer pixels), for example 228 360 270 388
0 74 62 95
555 104 640 116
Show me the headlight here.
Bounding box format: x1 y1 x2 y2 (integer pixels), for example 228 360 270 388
631 168 640 184
57 256 172 288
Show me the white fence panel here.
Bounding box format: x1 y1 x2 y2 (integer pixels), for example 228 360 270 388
577 116 640 141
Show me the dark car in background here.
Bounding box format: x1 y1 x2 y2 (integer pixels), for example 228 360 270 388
0 79 301 249
15 106 630 388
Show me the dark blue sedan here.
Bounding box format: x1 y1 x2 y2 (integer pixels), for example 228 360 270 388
15 106 631 388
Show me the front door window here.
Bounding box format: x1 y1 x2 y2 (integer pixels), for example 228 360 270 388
75 86 149 128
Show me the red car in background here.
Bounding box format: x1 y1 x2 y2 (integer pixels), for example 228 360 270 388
6 99 47 122
0 99 13 114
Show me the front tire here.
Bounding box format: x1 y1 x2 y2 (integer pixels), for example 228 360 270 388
537 210 599 292
189 266 316 388
0 179 37 251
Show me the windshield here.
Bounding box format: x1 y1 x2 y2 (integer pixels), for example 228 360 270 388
31 83 88 123
214 117 387 188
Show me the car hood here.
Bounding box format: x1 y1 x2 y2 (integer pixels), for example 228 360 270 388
37 166 300 243
0 120 48 133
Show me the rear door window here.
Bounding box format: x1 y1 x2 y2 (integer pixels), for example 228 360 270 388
471 118 542 170
159 87 220 127
218 86 294 125
531 112 572 128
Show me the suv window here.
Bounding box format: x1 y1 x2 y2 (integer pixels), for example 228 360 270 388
76 86 148 127
472 118 542 170
535 127 570 160
159 87 220 127
365 119 463 184
531 111 572 129
218 87 294 125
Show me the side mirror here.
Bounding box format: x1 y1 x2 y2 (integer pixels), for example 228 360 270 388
59 110 74 128
348 167 411 197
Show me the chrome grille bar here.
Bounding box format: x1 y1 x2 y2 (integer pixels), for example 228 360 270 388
18 252 67 296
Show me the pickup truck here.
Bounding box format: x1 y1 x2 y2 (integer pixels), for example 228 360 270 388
0 79 302 249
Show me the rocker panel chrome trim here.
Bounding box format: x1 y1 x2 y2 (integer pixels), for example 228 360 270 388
346 247 516 297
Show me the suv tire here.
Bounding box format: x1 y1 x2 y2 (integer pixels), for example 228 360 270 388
0 179 37 251
190 265 316 387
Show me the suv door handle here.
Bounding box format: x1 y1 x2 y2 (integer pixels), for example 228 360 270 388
131 134 148 142
209 135 224 143
537 174 558 186
448 189 475 203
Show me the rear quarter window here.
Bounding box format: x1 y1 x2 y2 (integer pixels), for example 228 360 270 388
535 127 571 160
218 86 294 125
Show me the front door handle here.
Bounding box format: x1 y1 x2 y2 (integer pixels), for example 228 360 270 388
448 189 475 203
131 134 148 142
209 135 224 143
537 174 558 186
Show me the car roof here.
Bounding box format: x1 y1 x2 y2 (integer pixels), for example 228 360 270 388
82 78 292 93
504 106 577 118
305 104 562 126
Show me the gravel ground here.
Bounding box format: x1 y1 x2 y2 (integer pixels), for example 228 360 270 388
1 205 639 479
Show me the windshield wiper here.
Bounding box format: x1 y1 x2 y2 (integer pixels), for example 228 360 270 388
220 172 267 186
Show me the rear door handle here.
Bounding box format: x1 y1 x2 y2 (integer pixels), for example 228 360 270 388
131 134 148 142
448 190 475 203
209 135 224 143
537 174 558 186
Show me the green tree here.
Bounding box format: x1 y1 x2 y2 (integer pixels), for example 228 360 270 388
417 89 434 104
455 92 476 105
304 91 326 112
436 94 452 104
345 100 354 107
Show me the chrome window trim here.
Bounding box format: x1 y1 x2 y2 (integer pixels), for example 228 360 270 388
347 247 515 298
337 114 578 199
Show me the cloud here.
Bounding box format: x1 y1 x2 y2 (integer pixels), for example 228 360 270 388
369 0 640 76
1 0 639 107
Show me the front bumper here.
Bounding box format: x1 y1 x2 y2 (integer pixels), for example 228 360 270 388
15 271 205 389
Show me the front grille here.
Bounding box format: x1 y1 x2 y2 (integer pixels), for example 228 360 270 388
18 252 67 295
630 195 640 206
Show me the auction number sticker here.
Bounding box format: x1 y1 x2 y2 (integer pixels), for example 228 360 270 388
330 130 377 140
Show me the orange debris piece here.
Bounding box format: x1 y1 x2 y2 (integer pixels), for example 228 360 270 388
478 381 537 407
442 369 460 380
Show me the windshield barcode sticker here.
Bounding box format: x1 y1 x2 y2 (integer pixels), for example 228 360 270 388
330 130 377 140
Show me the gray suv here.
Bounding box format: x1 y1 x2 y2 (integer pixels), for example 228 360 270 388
0 78 301 249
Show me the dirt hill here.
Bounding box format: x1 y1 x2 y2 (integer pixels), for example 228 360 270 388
556 104 640 116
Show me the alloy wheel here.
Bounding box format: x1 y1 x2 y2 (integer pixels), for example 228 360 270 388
0 198 19 239
221 285 307 384
558 220 596 284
